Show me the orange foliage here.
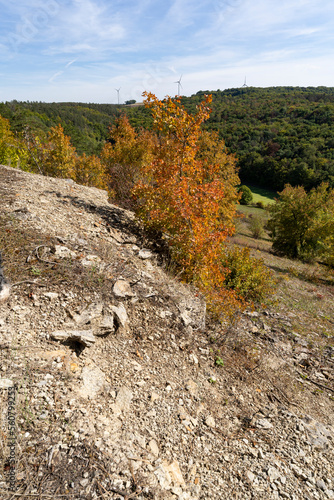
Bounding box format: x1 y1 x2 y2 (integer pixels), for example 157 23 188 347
74 153 106 190
133 92 242 317
101 115 156 209
39 124 77 179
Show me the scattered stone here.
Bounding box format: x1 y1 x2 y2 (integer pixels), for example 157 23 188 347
113 280 134 298
73 302 103 326
2 164 334 500
80 254 102 268
98 312 114 334
54 245 77 259
0 378 14 388
185 379 198 397
291 464 308 481
78 364 107 398
268 466 280 482
111 303 129 333
189 354 198 365
51 329 96 347
180 310 192 326
155 460 186 491
256 418 273 429
205 415 216 429
114 386 133 415
302 415 333 450
148 439 159 456
151 392 160 402
246 471 255 483
316 479 327 491
138 249 153 259
43 292 59 300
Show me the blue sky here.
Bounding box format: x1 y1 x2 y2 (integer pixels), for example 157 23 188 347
0 0 334 103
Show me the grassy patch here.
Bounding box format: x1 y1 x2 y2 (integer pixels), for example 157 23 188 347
232 208 334 343
247 184 277 205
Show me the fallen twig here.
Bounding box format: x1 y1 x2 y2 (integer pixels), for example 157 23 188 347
0 344 43 350
11 280 47 287
35 245 55 265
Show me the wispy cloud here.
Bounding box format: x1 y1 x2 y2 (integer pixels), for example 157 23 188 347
1 0 334 102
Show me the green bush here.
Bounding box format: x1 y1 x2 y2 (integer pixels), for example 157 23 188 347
267 183 334 265
221 246 275 303
238 185 253 205
249 216 265 239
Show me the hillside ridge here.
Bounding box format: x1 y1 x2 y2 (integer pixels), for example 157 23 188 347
0 165 333 499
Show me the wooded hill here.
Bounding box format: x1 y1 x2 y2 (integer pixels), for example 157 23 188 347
2 86 334 191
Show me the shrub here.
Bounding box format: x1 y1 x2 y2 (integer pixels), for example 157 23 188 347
268 183 334 265
238 185 253 205
25 125 77 179
221 246 275 303
101 115 155 210
0 115 28 168
249 216 265 239
74 153 106 190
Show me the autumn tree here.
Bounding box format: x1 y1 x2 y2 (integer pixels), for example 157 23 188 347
25 124 77 179
268 182 334 266
74 153 106 189
0 115 28 168
101 115 156 209
131 92 249 315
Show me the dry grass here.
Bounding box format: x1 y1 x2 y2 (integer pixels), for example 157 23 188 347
0 213 115 298
231 208 334 348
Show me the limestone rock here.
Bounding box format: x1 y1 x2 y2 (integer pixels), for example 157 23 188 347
113 386 133 415
111 303 129 332
80 254 102 268
78 364 107 398
54 245 77 259
138 249 153 259
113 280 134 298
51 329 96 347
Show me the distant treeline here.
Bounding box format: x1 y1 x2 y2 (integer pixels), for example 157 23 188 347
2 85 334 191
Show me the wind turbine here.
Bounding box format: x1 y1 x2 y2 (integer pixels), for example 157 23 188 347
115 88 121 105
174 75 183 96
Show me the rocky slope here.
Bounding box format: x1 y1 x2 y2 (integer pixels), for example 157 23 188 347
0 164 333 500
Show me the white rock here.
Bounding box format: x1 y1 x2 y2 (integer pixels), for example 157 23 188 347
246 471 255 483
186 379 198 396
149 439 159 456
113 280 134 298
74 302 103 325
54 245 77 259
79 365 106 398
256 418 273 429
43 292 59 300
267 467 280 482
0 378 14 388
111 303 129 327
80 254 102 268
205 416 216 429
138 249 153 259
151 392 160 402
189 354 198 365
181 311 192 326
114 386 133 415
51 329 96 347
98 314 114 333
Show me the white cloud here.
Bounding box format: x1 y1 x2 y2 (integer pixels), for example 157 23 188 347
1 0 334 102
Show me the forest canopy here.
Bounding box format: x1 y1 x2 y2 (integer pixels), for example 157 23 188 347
1 86 334 191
